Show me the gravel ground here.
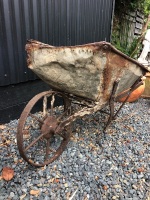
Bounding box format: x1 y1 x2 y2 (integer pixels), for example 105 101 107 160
0 98 149 200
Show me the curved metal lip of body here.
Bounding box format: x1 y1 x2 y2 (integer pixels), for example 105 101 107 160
26 39 149 72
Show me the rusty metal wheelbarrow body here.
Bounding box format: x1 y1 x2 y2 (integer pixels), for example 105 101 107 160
17 40 149 167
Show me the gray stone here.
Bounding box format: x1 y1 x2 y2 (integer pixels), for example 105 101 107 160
129 189 135 194
38 170 44 176
132 174 137 179
26 182 31 187
138 174 144 179
9 192 15 198
21 188 27 193
139 194 144 199
133 197 139 200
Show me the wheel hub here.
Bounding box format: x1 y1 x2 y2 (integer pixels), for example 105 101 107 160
41 116 58 139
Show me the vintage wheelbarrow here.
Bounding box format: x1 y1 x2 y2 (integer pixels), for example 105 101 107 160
17 40 149 167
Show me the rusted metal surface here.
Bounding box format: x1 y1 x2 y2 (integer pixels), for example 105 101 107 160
17 40 150 167
26 40 149 106
104 76 144 131
17 91 71 167
17 76 145 167
56 76 145 134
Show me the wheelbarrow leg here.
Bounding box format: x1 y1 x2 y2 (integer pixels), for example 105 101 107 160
103 79 120 134
114 76 143 118
104 76 144 134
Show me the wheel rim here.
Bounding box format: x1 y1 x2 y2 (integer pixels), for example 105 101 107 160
17 91 71 167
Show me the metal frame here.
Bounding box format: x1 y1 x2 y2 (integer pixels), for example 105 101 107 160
17 76 144 166
103 76 144 132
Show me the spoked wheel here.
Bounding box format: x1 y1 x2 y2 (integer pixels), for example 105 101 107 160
17 91 71 167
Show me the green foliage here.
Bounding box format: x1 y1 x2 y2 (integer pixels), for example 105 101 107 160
112 33 141 58
143 0 150 16
112 0 150 58
128 37 142 57
115 0 150 17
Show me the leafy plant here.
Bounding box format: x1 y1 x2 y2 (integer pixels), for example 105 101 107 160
115 0 150 17
112 0 150 58
112 34 141 58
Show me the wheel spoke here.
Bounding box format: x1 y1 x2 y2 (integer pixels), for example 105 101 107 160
29 113 44 124
56 131 65 139
17 91 71 167
50 94 55 115
43 95 47 116
24 132 45 152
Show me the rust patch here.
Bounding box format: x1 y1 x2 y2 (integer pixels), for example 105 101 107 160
101 48 130 101
102 63 112 100
108 52 128 69
102 51 115 100
25 39 148 73
25 39 148 102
